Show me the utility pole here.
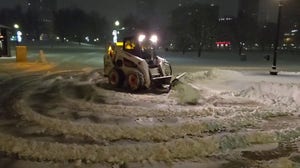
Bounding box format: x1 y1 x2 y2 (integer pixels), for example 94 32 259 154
270 0 283 75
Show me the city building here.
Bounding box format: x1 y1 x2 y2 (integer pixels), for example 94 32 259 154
238 0 259 20
27 0 57 21
177 0 236 18
282 0 300 48
259 0 299 48
0 25 11 57
26 0 57 40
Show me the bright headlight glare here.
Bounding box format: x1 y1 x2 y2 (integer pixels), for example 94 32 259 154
150 35 158 43
138 34 146 42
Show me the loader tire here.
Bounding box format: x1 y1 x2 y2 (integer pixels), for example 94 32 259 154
108 69 124 87
127 71 144 92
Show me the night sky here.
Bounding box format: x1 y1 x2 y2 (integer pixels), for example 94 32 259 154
0 0 277 22
57 0 239 19
0 0 237 17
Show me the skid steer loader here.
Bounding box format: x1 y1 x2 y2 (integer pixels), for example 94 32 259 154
104 34 174 92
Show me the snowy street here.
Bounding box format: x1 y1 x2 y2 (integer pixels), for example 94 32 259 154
0 46 300 167
6 44 300 72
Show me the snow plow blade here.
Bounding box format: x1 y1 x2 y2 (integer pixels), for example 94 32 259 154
152 76 172 84
171 72 186 87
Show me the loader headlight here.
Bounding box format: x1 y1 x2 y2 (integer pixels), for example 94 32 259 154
150 35 158 44
138 34 146 42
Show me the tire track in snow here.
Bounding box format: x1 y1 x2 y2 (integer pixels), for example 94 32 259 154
0 70 300 164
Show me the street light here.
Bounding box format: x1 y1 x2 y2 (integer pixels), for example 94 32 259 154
115 20 120 27
14 24 19 29
150 34 158 44
270 0 283 75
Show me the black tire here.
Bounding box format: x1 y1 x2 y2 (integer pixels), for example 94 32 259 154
127 71 144 92
108 69 124 87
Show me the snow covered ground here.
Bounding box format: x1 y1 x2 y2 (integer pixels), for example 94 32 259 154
0 46 300 167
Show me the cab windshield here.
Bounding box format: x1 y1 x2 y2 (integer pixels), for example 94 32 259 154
123 36 157 60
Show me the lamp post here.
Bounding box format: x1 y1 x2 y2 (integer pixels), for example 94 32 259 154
112 20 126 43
13 24 20 45
270 0 283 75
112 20 120 43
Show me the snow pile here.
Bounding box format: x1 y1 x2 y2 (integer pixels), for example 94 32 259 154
172 83 202 105
186 69 244 81
186 69 219 80
184 69 300 111
236 82 300 110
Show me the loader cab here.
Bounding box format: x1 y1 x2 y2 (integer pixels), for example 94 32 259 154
122 35 157 61
123 37 142 57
